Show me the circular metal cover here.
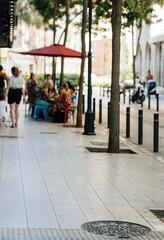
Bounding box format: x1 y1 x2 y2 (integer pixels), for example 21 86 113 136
81 221 151 239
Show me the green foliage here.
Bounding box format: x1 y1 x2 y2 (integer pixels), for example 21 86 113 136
35 73 79 87
122 0 154 28
56 73 79 86
121 65 133 81
17 0 44 28
29 0 70 30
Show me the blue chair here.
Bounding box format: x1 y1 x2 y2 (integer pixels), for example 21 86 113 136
33 105 49 121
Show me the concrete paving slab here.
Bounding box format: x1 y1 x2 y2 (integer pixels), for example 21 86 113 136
0 102 164 239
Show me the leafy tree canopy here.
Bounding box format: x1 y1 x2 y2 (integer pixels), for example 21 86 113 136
17 0 44 28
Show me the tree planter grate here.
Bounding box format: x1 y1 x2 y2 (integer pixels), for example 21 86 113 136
81 221 151 238
62 125 77 128
90 141 128 148
150 209 164 223
85 147 136 154
40 132 58 135
0 135 23 139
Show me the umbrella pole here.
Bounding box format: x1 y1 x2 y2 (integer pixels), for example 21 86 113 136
52 57 56 89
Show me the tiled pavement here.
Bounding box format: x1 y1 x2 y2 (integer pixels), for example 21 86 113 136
0 104 164 238
0 228 164 240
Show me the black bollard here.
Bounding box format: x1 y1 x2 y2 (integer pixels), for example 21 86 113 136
141 90 144 108
123 90 125 104
156 93 159 112
154 113 159 152
107 102 110 128
148 94 150 109
129 89 131 105
126 107 130 138
99 99 102 123
138 109 143 145
93 98 96 120
82 94 85 114
103 87 105 97
107 87 109 98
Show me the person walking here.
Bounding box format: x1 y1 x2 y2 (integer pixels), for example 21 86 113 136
0 65 9 99
0 89 7 129
8 67 25 128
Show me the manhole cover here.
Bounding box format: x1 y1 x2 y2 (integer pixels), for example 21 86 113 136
40 132 58 134
81 221 151 238
0 135 23 139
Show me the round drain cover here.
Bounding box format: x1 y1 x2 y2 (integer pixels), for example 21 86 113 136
81 221 151 238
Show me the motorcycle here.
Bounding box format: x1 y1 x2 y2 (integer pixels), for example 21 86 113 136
131 82 145 104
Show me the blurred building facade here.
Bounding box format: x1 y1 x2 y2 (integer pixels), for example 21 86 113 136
135 4 164 87
92 38 112 77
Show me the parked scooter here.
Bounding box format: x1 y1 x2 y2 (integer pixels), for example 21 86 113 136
147 79 156 95
131 81 145 104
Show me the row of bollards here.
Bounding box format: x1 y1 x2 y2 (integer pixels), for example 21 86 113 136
100 86 110 97
83 96 110 128
82 94 159 153
126 107 159 152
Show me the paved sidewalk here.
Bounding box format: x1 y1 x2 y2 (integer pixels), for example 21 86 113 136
0 104 164 238
90 87 164 158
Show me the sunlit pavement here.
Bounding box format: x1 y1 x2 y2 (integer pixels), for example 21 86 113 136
90 87 164 159
0 102 164 237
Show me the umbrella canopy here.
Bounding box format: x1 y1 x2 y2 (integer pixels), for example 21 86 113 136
20 44 83 58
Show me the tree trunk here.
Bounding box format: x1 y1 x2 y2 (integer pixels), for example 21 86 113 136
108 0 123 153
52 0 58 86
133 22 142 85
60 0 69 86
76 0 87 127
132 24 135 85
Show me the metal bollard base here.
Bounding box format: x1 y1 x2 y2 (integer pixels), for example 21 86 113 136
83 111 96 135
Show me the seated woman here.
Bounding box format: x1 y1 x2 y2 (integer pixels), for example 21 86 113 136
67 82 76 106
26 73 38 93
51 82 70 115
28 80 53 113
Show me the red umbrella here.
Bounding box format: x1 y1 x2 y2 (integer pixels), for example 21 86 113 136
20 44 83 58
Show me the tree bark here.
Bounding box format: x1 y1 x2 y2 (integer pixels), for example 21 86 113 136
60 0 69 86
58 9 83 44
132 24 135 85
52 0 58 86
132 21 142 85
108 0 123 153
76 0 87 128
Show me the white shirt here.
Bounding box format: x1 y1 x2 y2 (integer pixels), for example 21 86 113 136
9 75 23 88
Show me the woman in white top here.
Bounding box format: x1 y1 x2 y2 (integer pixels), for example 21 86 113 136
8 67 25 128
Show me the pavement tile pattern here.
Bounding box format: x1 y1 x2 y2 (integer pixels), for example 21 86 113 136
0 103 164 238
0 228 163 240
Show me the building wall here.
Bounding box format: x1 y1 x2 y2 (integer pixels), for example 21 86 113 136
135 5 164 87
92 38 112 76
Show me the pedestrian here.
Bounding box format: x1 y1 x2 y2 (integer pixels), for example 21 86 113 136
146 70 153 83
0 65 9 99
8 67 25 128
0 89 7 129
